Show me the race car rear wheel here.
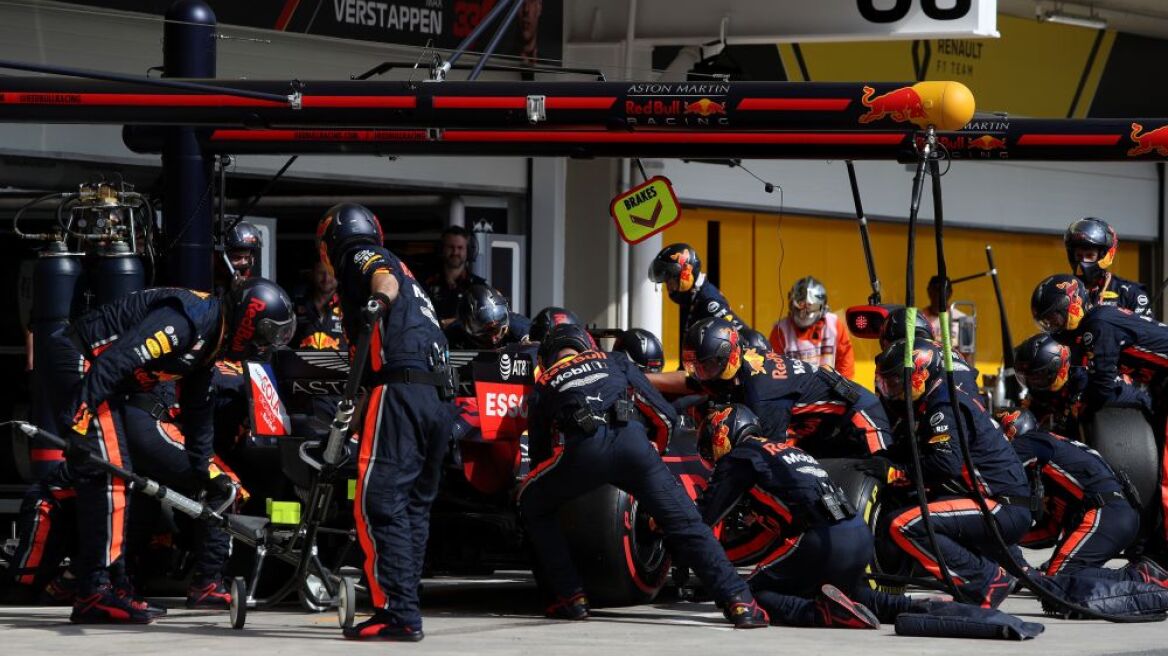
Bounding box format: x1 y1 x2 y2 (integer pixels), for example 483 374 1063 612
820 458 911 594
556 485 671 607
1083 407 1159 509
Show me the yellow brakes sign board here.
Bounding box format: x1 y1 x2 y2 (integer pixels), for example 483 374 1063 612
609 176 682 244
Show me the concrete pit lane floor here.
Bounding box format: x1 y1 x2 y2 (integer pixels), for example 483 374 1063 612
3 563 1168 656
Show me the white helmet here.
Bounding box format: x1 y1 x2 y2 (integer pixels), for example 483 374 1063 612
788 276 827 328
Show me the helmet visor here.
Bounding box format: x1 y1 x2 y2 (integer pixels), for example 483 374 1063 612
875 370 906 401
256 316 296 350
1035 310 1066 333
648 259 674 284
682 348 725 382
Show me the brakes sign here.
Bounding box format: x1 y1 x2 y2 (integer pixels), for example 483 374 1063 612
609 176 682 245
475 381 532 441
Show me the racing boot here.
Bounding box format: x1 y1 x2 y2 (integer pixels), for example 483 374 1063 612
186 577 233 609
724 593 769 629
71 584 154 624
114 576 167 619
545 591 590 620
40 572 77 606
1129 558 1168 588
343 610 424 642
980 567 1017 609
813 584 880 629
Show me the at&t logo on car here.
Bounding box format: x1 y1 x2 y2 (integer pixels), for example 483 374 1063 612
485 391 528 418
498 353 530 380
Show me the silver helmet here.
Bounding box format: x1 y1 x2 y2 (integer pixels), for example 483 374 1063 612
788 276 827 328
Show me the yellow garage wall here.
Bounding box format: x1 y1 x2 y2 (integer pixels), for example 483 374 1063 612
662 209 1142 390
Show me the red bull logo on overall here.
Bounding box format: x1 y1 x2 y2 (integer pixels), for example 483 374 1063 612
859 85 927 126
1128 123 1168 157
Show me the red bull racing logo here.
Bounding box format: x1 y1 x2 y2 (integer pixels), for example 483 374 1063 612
968 135 1007 151
1056 280 1084 329
684 98 726 117
232 297 267 354
706 406 734 462
909 349 933 399
999 410 1022 439
1129 123 1168 157
671 250 695 291
859 85 927 127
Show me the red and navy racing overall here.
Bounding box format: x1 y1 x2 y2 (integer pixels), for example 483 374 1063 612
700 438 915 625
1027 367 1151 436
293 291 347 351
888 386 1032 606
1087 272 1151 318
336 244 453 633
728 351 892 459
519 350 754 608
679 276 750 334
21 289 222 594
1011 429 1143 581
1059 304 1168 553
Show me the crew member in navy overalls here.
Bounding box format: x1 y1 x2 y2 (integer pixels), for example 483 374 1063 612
519 323 768 628
317 203 455 642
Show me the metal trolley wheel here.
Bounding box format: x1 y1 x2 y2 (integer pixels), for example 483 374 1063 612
299 573 330 612
337 576 357 629
229 576 248 630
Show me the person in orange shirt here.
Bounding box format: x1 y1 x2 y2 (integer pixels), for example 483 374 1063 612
768 276 855 380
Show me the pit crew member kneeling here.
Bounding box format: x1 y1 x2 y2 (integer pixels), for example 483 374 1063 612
997 409 1167 585
698 403 937 628
876 340 1032 608
519 324 768 627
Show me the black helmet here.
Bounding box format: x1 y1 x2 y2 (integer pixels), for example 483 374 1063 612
879 306 935 349
458 285 510 347
316 203 384 272
1031 274 1088 333
537 323 597 369
612 328 665 373
698 403 762 464
223 278 296 360
529 306 581 343
1013 333 1072 391
226 221 263 252
682 317 742 382
995 408 1038 440
739 328 772 355
874 339 941 402
1065 217 1118 286
649 243 701 303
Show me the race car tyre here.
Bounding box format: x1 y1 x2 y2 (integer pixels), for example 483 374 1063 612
820 458 911 594
557 485 670 607
1084 407 1159 509
229 577 248 630
336 575 357 629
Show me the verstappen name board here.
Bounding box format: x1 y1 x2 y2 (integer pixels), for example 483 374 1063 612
609 176 682 245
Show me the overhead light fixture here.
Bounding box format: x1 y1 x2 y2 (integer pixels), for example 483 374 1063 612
1039 10 1107 30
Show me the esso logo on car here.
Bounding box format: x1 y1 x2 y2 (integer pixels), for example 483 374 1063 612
485 392 528 418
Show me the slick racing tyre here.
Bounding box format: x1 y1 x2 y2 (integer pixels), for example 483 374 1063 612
556 485 670 606
820 458 911 594
1083 407 1158 509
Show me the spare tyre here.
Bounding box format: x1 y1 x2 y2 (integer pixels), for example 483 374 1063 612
1083 407 1159 510
556 484 670 606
